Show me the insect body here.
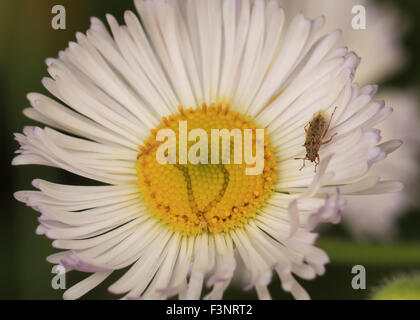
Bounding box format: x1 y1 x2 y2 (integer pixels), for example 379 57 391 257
295 107 338 172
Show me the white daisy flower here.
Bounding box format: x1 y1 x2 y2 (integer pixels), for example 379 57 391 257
279 0 420 240
13 0 402 300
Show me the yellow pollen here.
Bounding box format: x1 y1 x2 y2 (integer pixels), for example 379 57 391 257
135 105 278 236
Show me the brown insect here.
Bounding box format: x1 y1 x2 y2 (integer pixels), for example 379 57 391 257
295 107 338 172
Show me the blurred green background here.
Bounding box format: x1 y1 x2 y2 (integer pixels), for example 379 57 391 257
0 0 419 300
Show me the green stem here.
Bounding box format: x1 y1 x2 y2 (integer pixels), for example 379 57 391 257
318 238 420 266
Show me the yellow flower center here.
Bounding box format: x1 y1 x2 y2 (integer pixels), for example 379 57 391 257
136 104 278 236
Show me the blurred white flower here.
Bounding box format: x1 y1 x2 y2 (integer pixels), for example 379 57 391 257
343 90 420 240
279 0 420 240
278 0 406 84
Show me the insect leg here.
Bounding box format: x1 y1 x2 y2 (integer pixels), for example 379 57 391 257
314 155 321 173
322 106 338 139
299 158 306 171
322 132 338 144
